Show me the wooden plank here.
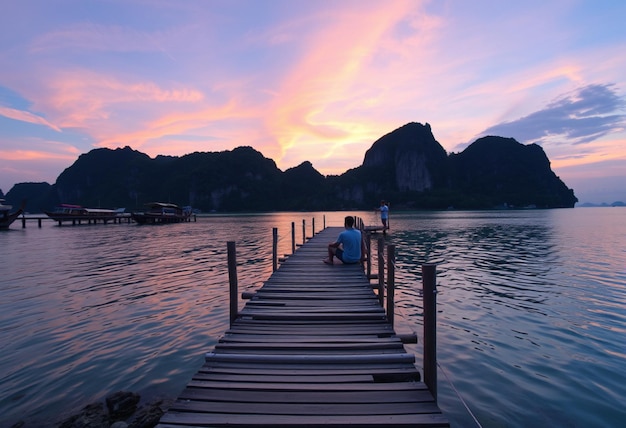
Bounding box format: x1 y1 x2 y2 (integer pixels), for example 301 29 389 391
212 342 405 352
205 352 415 364
218 334 402 343
199 366 420 377
168 400 443 416
236 314 388 321
159 412 450 427
192 373 376 383
177 386 432 403
185 380 429 392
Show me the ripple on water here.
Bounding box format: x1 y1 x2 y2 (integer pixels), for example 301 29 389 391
2 210 626 427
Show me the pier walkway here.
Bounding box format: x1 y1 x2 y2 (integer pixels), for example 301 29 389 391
158 226 449 427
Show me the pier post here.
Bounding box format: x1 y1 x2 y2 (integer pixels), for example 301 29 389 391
422 263 438 402
312 218 315 236
386 244 395 327
272 227 278 272
227 241 238 327
365 232 372 279
302 219 306 244
377 238 384 306
291 222 296 254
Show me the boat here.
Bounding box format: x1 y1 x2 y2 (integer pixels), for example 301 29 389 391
45 204 118 223
0 199 25 229
131 202 192 224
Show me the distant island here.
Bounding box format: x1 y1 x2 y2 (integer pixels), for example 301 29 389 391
578 201 625 207
3 122 578 212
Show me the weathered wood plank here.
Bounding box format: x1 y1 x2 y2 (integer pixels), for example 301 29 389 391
212 344 406 354
192 373 376 383
159 412 450 427
177 386 432 403
199 366 420 377
185 379 429 392
168 399 443 416
205 352 415 364
218 334 402 343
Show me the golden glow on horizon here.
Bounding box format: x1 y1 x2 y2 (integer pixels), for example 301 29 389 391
550 136 626 171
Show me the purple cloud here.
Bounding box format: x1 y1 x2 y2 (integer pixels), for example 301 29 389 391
475 84 626 145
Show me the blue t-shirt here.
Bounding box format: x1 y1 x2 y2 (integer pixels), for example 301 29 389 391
380 205 389 220
336 228 362 263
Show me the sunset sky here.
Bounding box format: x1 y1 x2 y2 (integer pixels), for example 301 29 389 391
1 0 625 204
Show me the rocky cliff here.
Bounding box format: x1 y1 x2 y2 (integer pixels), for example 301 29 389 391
5 122 578 211
362 122 448 192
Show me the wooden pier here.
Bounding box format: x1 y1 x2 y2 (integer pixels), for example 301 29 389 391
16 213 133 228
158 225 449 427
14 213 196 227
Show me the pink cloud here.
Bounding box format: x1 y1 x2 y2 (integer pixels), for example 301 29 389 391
0 139 81 190
0 148 76 161
0 106 61 132
260 1 437 170
39 70 204 128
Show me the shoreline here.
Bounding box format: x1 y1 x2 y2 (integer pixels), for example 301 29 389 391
10 390 175 428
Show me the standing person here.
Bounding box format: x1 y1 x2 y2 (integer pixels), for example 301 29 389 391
323 216 366 265
376 200 389 233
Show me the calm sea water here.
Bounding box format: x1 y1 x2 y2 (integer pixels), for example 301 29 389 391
1 209 624 427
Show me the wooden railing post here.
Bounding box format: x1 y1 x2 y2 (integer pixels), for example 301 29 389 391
302 219 306 244
291 222 296 254
386 244 395 327
377 238 384 306
272 227 278 272
312 218 315 236
422 263 438 402
323 215 326 229
227 241 238 327
365 232 372 279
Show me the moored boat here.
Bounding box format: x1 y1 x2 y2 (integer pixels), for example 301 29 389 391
131 202 192 224
45 204 118 223
0 199 25 229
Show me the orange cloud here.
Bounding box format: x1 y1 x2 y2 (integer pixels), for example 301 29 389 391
262 1 435 171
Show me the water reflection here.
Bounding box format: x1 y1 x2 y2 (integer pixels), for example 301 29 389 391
383 209 626 427
1 209 625 428
389 214 562 318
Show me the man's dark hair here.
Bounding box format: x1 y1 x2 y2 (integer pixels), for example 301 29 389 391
344 216 355 227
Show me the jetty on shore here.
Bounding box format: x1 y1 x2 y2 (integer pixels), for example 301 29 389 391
157 218 449 427
13 212 196 228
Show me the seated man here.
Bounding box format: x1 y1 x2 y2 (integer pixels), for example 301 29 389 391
323 216 366 265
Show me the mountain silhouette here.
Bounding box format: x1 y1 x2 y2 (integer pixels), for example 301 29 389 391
5 122 577 212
